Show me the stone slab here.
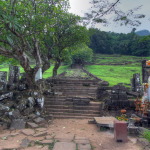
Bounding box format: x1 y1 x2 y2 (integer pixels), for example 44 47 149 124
21 129 35 136
27 122 39 128
10 119 26 129
78 143 91 150
55 134 74 142
20 138 31 148
94 117 117 128
33 131 47 137
74 139 90 144
53 142 76 150
34 117 46 124
35 128 47 132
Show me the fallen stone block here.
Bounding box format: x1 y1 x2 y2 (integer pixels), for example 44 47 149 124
33 131 47 137
23 107 34 115
27 122 39 128
53 142 76 150
0 103 10 112
21 129 35 136
20 138 31 148
35 128 47 132
10 119 26 130
34 117 46 124
0 92 13 101
8 109 21 119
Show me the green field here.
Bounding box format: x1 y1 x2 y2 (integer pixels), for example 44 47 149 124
92 54 150 66
85 65 141 86
0 54 149 86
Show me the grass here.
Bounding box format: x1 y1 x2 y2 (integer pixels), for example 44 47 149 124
142 130 150 142
92 54 150 65
85 64 141 86
43 65 69 78
0 65 69 79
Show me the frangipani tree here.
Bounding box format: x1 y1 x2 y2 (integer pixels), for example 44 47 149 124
0 0 69 88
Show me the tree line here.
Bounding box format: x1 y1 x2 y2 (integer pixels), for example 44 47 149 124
89 28 150 56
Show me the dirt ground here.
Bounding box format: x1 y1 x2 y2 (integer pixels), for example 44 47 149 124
0 119 142 150
48 119 142 150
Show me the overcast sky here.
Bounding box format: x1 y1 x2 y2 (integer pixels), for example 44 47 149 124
69 0 150 33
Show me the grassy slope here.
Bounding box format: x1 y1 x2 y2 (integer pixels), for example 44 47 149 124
85 54 150 86
93 54 150 65
85 65 141 86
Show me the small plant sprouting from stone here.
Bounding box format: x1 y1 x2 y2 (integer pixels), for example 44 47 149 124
76 143 78 150
48 141 56 150
91 144 96 150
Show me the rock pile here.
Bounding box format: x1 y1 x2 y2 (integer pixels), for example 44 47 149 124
104 85 135 111
0 66 53 129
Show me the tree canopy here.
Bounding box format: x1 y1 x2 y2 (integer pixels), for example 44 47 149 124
89 28 150 56
0 0 89 87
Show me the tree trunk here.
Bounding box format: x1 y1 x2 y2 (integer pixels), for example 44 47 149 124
19 52 40 89
25 70 37 89
53 60 61 77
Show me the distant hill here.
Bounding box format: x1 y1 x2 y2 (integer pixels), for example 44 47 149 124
136 30 150 36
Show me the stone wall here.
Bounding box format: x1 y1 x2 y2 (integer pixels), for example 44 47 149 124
0 66 52 129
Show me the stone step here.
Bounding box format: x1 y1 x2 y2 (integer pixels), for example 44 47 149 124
53 88 97 92
54 90 97 93
55 92 96 96
53 90 97 94
53 85 98 89
45 104 100 110
51 115 97 119
47 112 100 117
46 108 100 114
45 101 102 106
48 79 98 83
46 95 66 98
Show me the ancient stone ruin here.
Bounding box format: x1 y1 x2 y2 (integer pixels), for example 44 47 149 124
142 60 150 83
0 66 51 130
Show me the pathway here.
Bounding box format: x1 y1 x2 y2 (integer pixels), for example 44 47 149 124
0 119 142 150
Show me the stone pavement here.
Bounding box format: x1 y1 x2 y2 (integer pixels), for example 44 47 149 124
0 128 92 150
53 136 91 150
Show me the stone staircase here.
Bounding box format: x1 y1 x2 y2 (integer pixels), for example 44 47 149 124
45 78 102 119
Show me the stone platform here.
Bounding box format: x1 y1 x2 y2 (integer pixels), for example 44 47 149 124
94 117 117 128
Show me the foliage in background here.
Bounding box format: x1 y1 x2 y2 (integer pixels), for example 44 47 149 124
47 12 89 76
0 55 19 65
89 28 150 56
70 44 93 65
